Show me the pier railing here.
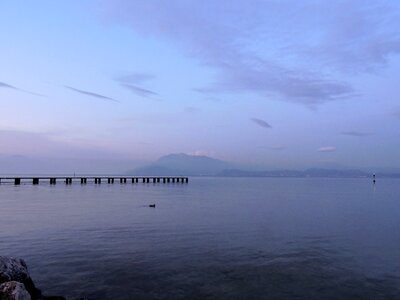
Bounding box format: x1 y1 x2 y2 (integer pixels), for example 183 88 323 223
0 176 189 185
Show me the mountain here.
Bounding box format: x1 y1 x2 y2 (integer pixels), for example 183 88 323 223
217 168 371 178
130 153 399 178
130 153 234 176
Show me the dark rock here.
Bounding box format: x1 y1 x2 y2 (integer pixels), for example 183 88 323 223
0 256 41 299
1 257 71 300
149 204 156 208
0 281 31 300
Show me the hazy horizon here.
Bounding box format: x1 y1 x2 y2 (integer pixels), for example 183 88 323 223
1 1 400 173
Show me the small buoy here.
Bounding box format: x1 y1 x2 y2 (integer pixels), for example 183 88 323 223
149 204 156 208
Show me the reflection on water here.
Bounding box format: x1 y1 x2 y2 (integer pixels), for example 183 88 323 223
0 178 399 299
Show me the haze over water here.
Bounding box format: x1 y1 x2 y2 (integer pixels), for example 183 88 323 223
1 177 399 299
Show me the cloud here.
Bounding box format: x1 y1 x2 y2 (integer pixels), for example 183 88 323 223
116 73 155 84
251 118 272 129
0 81 44 96
341 131 372 137
119 83 158 98
65 86 118 102
115 73 159 98
184 106 200 114
318 146 336 152
0 130 142 173
101 1 400 105
0 81 18 89
0 129 96 158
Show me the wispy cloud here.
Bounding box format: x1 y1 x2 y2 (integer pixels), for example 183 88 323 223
0 81 18 89
0 81 44 96
115 72 158 98
269 146 286 151
65 86 118 102
341 131 372 137
318 146 336 152
251 118 272 129
102 1 400 106
119 83 158 98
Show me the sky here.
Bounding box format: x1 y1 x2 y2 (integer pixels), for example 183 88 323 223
1 0 400 173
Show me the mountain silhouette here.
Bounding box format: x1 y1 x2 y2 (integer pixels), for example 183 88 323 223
130 153 233 176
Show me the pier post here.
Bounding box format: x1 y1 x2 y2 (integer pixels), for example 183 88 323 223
50 178 56 185
185 178 188 183
14 178 21 185
163 178 166 183
124 178 127 183
66 178 72 185
157 178 160 183
153 178 156 183
167 178 170 183
146 178 150 183
132 178 135 183
142 178 146 183
32 178 39 185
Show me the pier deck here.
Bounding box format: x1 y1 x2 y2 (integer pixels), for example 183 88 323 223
0 176 189 185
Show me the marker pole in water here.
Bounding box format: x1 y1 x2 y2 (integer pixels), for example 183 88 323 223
373 173 376 184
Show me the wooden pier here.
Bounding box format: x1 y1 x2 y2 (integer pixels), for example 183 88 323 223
0 176 189 185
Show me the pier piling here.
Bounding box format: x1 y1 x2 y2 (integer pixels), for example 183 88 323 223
1 176 188 186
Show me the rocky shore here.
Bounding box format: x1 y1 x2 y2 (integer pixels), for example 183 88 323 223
0 256 67 300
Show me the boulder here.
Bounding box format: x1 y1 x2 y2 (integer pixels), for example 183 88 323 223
0 256 41 299
0 281 31 300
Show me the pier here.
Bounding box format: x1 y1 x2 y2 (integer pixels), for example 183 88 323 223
0 176 189 185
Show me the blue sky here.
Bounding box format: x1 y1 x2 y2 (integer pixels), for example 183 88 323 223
1 0 400 173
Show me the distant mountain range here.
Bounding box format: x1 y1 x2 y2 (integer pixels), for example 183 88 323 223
129 153 400 178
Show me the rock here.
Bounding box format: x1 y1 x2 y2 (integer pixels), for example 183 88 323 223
0 256 41 299
0 281 31 300
0 256 29 284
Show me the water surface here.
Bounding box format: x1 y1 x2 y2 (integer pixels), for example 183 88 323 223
1 177 399 299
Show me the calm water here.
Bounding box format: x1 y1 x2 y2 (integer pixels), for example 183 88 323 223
0 177 399 299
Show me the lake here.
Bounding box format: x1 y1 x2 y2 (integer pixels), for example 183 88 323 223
1 177 399 299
